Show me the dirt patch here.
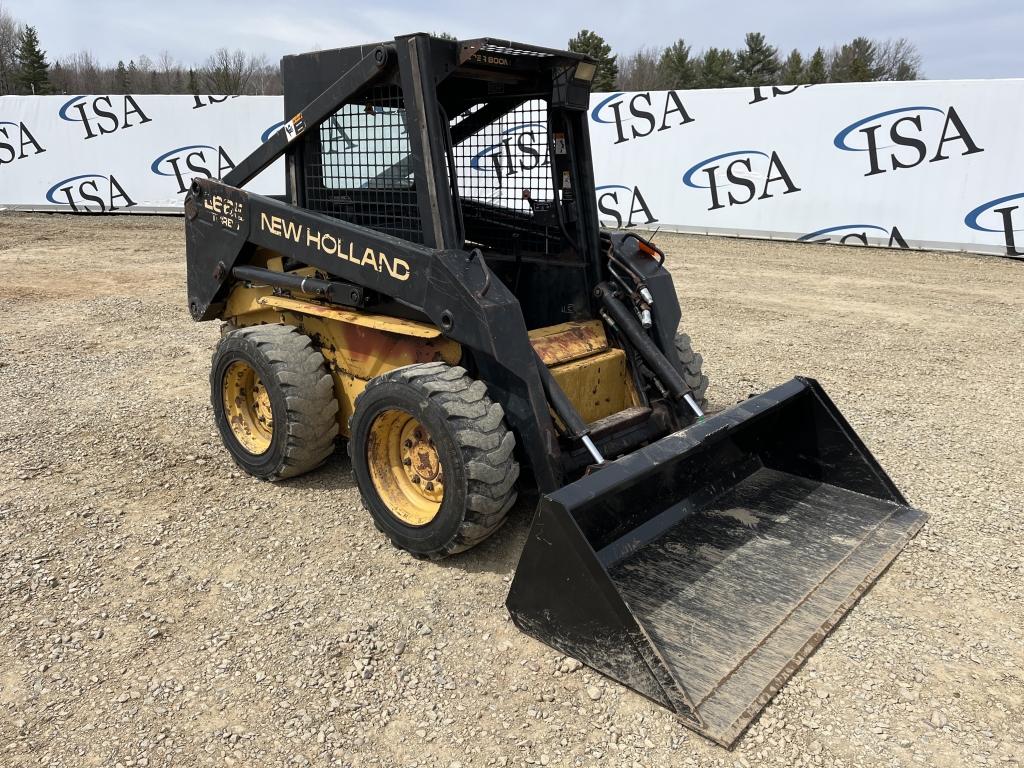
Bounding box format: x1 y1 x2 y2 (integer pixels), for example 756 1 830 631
0 211 1022 767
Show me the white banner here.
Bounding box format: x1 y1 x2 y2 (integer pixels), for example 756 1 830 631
1 81 1022 258
0 94 284 212
588 80 1024 258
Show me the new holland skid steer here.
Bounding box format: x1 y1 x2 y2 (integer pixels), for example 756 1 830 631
184 34 927 747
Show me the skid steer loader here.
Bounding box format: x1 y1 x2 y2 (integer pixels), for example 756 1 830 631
184 34 927 747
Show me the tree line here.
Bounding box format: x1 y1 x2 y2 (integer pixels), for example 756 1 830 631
570 30 922 91
0 2 923 97
0 4 280 95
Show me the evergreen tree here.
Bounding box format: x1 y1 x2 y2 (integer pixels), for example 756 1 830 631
187 67 198 95
830 37 879 82
115 59 128 93
658 39 696 88
780 49 804 85
734 32 780 86
567 29 617 92
49 60 64 93
804 47 829 84
127 58 138 93
15 25 49 94
893 59 919 81
698 47 739 89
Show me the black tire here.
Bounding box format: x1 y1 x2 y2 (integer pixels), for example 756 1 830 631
211 324 339 480
349 362 519 559
674 332 709 409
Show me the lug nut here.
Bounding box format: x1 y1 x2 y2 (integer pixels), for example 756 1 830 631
425 482 434 491
403 458 412 466
412 476 420 484
404 439 413 448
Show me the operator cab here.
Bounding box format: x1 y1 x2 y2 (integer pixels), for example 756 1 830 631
281 36 600 330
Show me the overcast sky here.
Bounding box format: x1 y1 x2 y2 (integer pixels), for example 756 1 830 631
3 0 1021 80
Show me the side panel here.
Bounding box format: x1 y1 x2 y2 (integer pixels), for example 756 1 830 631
186 174 566 491
227 294 461 435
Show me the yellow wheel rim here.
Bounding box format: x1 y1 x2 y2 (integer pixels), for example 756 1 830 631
367 410 444 526
222 360 274 455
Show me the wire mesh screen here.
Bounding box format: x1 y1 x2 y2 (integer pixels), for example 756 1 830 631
450 99 565 257
303 84 423 244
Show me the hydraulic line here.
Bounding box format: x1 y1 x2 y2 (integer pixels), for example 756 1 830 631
597 283 704 421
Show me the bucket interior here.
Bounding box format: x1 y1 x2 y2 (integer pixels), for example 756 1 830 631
603 466 923 744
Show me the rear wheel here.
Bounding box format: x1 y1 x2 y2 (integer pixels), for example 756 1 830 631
349 362 519 559
211 324 339 480
674 332 709 410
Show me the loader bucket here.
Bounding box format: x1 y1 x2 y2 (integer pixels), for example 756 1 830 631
506 377 926 747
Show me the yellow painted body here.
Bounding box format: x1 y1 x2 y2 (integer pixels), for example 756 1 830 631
222 258 637 437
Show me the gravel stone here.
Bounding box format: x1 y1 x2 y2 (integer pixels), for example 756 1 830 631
0 213 1021 767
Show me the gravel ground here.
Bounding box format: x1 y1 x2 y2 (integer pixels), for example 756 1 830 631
0 211 1022 768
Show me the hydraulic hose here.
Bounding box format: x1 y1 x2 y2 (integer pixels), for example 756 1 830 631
596 282 704 420
533 350 604 464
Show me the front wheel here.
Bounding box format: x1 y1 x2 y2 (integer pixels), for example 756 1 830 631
348 362 519 559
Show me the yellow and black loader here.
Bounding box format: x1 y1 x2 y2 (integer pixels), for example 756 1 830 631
184 34 927 746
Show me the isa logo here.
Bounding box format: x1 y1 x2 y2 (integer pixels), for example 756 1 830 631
0 120 45 164
590 91 694 145
151 145 236 194
192 95 240 110
470 122 548 189
261 120 287 143
965 193 1024 258
683 150 800 212
595 184 657 228
45 174 135 212
58 95 152 140
319 115 361 154
799 224 909 249
834 106 982 177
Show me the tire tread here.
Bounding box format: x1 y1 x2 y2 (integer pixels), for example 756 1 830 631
213 324 338 481
351 363 519 558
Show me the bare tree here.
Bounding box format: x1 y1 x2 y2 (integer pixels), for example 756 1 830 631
17 38 283 95
246 53 277 95
875 38 922 80
0 2 23 95
155 49 178 93
200 47 259 94
50 49 103 93
616 46 663 91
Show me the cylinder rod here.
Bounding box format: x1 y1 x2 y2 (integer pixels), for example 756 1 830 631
597 282 689 401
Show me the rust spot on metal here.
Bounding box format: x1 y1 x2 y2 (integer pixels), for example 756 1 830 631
529 320 607 366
